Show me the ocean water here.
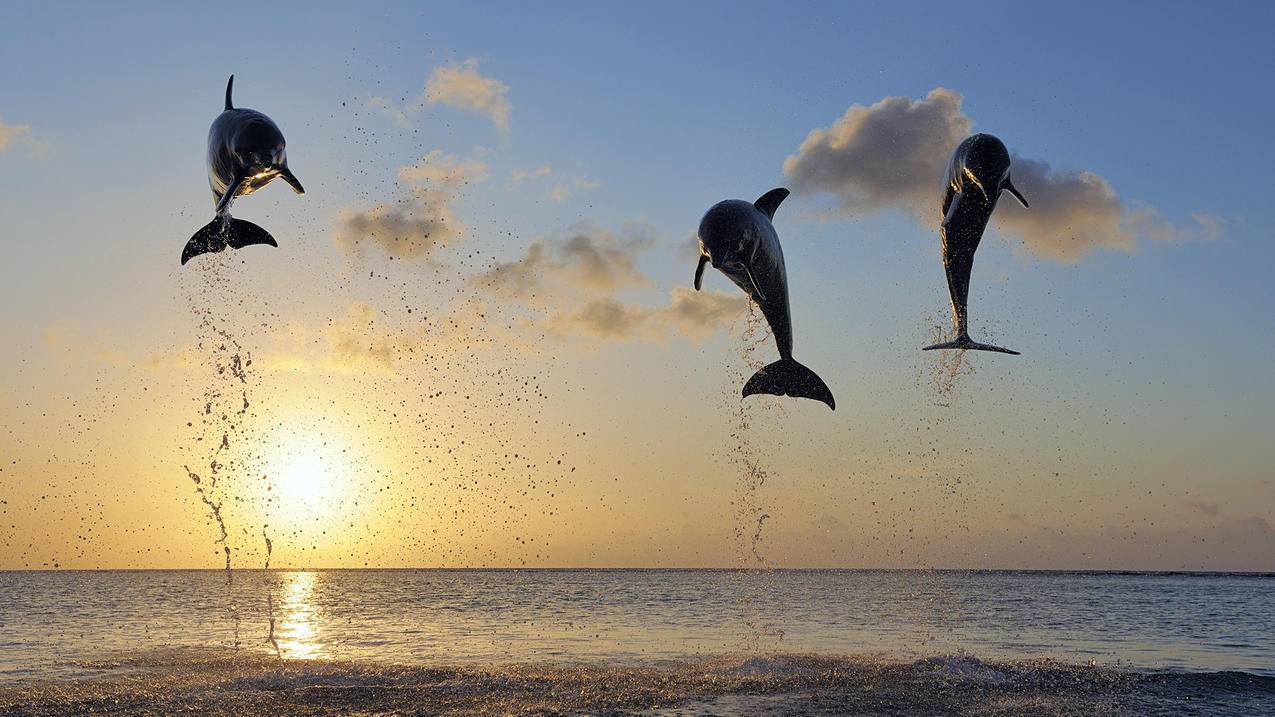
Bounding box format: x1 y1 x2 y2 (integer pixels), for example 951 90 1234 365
0 569 1271 715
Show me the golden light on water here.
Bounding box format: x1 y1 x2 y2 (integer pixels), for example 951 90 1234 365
273 571 323 660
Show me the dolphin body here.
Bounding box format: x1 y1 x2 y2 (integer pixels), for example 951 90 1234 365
694 188 835 410
923 133 1029 355
181 75 305 265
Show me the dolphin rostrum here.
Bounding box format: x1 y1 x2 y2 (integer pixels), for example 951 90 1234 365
694 188 835 410
181 75 305 265
923 133 1029 355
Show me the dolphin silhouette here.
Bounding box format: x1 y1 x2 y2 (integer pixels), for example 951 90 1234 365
695 188 835 410
181 75 305 265
923 133 1028 355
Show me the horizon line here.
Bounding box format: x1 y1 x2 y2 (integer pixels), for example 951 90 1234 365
3 566 1272 576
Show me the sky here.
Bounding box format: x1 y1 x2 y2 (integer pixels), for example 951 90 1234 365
1 1 1272 570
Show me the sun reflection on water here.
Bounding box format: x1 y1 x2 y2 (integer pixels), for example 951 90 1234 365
272 571 324 659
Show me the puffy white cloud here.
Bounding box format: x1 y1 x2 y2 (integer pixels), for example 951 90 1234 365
425 59 511 132
784 88 1221 262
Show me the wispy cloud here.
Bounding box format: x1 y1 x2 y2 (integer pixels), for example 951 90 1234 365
365 96 412 129
507 165 552 186
549 183 573 202
547 287 746 341
425 59 511 133
783 88 1222 262
1186 499 1222 517
546 177 601 203
474 222 746 342
476 222 651 300
0 116 44 156
334 150 489 260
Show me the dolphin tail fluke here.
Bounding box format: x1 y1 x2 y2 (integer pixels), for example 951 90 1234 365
742 358 835 410
181 217 277 265
922 334 1020 355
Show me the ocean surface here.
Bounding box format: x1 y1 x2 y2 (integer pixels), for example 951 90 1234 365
0 569 1271 715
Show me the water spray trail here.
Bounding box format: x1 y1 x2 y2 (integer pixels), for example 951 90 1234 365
263 526 280 658
182 265 270 652
922 313 976 406
184 466 231 579
725 305 787 652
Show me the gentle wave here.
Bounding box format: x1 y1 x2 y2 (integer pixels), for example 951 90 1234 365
2 649 1272 716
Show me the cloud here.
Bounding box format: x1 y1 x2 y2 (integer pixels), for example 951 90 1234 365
334 150 488 260
321 302 404 373
366 96 412 128
783 88 1221 262
475 223 746 342
425 59 511 132
0 116 43 156
501 164 597 201
992 160 1224 262
785 88 970 217
546 177 601 202
508 165 552 185
1186 500 1222 517
546 288 747 342
476 222 652 300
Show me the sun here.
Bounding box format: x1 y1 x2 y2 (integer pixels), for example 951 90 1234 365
279 452 330 503
268 433 350 510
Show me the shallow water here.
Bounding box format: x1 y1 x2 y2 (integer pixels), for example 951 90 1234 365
1 570 1272 715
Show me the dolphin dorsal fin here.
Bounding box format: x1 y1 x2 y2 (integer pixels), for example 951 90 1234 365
225 75 234 111
754 188 790 219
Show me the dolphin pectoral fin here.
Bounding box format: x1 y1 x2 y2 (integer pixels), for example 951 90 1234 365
279 166 305 195
742 358 835 410
214 176 245 215
923 335 1020 355
694 255 708 290
742 265 767 301
753 188 790 219
225 75 234 111
1003 177 1029 208
942 192 962 227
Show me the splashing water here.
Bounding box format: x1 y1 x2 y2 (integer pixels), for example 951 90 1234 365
921 312 977 405
4 648 1269 716
180 255 277 651
184 465 230 580
719 304 789 652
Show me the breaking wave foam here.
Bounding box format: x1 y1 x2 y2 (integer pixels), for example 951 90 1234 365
2 649 1272 716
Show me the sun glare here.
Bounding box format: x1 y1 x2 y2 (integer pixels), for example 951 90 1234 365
268 433 351 513
280 453 329 503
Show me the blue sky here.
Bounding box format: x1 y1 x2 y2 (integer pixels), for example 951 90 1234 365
1 2 1272 569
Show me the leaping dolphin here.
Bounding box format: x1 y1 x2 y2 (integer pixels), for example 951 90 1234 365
694 188 835 410
181 75 305 265
923 133 1029 355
